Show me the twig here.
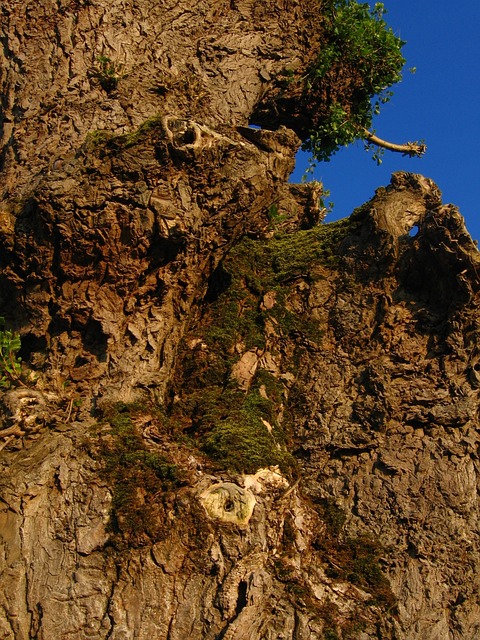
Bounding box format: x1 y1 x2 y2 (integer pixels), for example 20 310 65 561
65 397 74 423
0 424 25 439
277 477 301 502
362 127 426 157
0 435 15 452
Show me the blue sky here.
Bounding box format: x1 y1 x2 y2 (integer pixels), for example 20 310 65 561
291 1 480 242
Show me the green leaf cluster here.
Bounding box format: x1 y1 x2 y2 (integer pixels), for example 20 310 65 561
305 1 405 161
0 317 22 388
94 55 124 92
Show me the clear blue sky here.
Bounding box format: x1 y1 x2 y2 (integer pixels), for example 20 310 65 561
291 1 480 242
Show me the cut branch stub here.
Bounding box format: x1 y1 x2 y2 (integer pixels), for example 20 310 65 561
362 127 427 158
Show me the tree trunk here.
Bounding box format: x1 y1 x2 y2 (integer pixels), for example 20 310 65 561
1 2 480 639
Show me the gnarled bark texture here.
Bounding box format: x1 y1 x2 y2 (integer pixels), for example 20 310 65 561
1 2 480 639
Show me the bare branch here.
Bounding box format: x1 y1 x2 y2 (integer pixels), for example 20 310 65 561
0 424 24 439
0 435 15 452
362 127 427 157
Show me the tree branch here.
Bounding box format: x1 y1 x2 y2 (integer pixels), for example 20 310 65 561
0 424 24 439
362 127 427 157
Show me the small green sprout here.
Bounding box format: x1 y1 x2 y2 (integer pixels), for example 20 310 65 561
0 317 24 388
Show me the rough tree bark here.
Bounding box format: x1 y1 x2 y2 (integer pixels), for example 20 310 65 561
1 2 480 640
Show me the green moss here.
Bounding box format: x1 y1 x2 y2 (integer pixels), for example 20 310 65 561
310 495 396 611
269 217 354 279
201 240 270 355
203 415 280 474
111 115 164 149
197 385 295 474
171 218 357 476
344 536 396 609
314 525 396 611
83 130 114 152
84 115 164 155
94 55 124 92
315 498 347 538
252 369 284 405
201 219 354 355
98 403 182 546
0 317 23 389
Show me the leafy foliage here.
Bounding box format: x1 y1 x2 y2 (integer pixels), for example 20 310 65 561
94 55 124 92
0 317 23 388
304 1 405 162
